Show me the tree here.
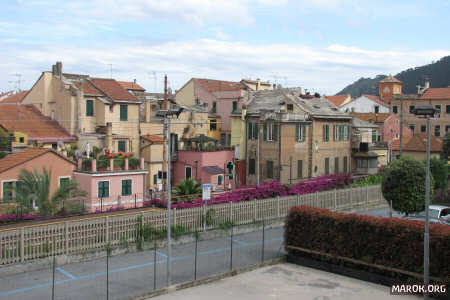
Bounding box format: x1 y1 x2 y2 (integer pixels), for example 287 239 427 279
15 168 87 216
440 133 450 161
174 178 202 196
429 157 448 190
382 157 434 215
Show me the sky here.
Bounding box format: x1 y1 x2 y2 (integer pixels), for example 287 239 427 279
1 0 450 95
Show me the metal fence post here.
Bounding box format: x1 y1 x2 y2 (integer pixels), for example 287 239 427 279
261 220 265 263
52 256 56 300
194 231 198 281
230 225 233 271
153 241 157 290
105 216 109 245
20 227 24 263
101 197 103 212
230 201 233 223
106 248 109 300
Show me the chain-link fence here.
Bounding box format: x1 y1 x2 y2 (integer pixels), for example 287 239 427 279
0 218 285 300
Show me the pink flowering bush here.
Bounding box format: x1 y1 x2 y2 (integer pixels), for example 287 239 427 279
0 214 40 224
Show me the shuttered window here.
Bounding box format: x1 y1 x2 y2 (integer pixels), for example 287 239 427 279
296 124 306 142
86 100 94 116
121 179 132 196
325 158 329 175
120 104 128 121
266 161 274 179
334 157 339 174
98 181 109 198
297 160 303 178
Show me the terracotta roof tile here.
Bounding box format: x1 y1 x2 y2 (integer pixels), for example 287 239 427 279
118 81 145 92
421 88 450 99
193 78 242 93
403 133 442 152
89 78 140 102
325 95 350 107
391 136 412 151
0 148 75 173
349 112 391 123
0 104 76 142
73 81 103 96
141 134 164 143
1 91 28 103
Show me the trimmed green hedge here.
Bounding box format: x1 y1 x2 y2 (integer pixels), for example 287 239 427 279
285 206 450 280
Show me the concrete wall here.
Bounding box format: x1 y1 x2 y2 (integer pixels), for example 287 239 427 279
0 152 75 200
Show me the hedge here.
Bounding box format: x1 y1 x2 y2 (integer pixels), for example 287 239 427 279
285 206 450 281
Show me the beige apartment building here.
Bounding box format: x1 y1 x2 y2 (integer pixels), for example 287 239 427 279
244 89 352 185
22 62 142 155
391 86 450 138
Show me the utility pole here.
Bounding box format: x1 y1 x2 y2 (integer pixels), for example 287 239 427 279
162 75 168 204
399 97 403 157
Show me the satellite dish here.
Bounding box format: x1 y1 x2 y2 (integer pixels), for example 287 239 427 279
74 149 82 160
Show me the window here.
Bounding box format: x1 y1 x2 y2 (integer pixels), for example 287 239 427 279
447 105 450 114
435 105 441 113
372 130 377 143
121 179 132 196
409 124 415 133
297 160 303 178
120 104 128 121
264 123 278 141
227 134 231 146
232 101 238 112
98 181 109 198
343 156 348 174
325 158 329 175
395 133 399 139
118 140 126 152
333 125 350 141
296 124 306 142
266 161 274 179
334 157 339 174
217 175 223 186
446 125 450 134
323 124 329 142
421 125 426 133
393 106 398 114
210 119 217 131
185 166 192 179
211 101 217 113
153 174 157 185
247 122 258 140
409 105 415 113
52 143 57 150
374 105 379 114
86 100 94 116
287 104 294 111
435 125 440 137
2 181 15 202
249 159 256 175
220 133 226 145
59 177 70 187
19 137 24 143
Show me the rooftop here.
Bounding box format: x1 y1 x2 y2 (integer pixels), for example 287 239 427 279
352 117 379 128
361 94 389 107
0 104 76 142
349 112 391 123
89 78 140 102
403 133 442 152
379 75 402 83
193 78 242 92
421 87 450 99
1 91 28 103
325 94 350 107
118 81 146 92
0 148 75 174
141 134 164 143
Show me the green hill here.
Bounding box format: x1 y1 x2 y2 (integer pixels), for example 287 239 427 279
337 56 450 97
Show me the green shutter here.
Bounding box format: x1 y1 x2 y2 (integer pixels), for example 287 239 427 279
118 141 126 152
333 125 336 141
255 123 258 139
263 123 267 141
120 105 128 121
297 160 303 178
296 124 299 142
273 124 278 141
248 122 252 139
325 125 329 142
218 175 223 186
323 125 326 141
98 181 109 198
325 158 329 174
343 156 348 173
122 179 132 196
86 100 93 116
301 125 306 142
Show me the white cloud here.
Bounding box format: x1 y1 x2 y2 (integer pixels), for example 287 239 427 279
3 39 448 95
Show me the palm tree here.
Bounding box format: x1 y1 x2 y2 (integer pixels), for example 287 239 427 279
15 168 87 216
174 178 202 197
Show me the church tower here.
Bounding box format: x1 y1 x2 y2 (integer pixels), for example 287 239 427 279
378 75 402 103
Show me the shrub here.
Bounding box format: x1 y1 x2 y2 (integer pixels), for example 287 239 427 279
114 157 124 168
129 157 140 169
0 151 7 159
382 157 433 215
352 175 381 187
285 206 450 280
429 158 448 190
82 158 92 170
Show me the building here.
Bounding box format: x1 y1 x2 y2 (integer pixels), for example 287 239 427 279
244 89 352 185
325 94 352 107
173 148 235 191
0 148 76 203
391 85 450 138
240 79 272 91
391 133 442 160
0 104 76 151
0 90 28 104
340 94 389 113
378 75 403 103
175 78 245 146
22 62 142 156
73 157 147 212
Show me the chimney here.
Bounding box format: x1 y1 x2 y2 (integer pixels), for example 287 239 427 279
256 78 261 91
106 122 113 152
56 61 62 78
133 79 136 84
52 64 57 75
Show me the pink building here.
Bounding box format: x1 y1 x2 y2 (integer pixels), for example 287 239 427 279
383 114 413 143
73 157 148 212
173 150 235 191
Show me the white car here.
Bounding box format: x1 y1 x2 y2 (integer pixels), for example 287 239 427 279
405 205 450 225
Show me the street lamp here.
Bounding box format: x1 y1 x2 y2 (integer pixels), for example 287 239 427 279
412 105 439 299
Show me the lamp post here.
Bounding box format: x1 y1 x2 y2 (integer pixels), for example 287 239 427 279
413 105 439 299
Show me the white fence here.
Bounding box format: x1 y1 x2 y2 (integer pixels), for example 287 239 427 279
0 185 385 265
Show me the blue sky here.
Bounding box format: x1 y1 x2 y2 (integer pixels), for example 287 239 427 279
1 0 450 95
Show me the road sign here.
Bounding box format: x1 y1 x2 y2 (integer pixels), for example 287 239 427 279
202 184 212 201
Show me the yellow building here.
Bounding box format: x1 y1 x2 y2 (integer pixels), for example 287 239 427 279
22 61 141 156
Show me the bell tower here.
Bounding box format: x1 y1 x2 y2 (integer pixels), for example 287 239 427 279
378 75 402 103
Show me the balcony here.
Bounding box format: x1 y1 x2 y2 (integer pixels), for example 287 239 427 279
78 155 145 173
